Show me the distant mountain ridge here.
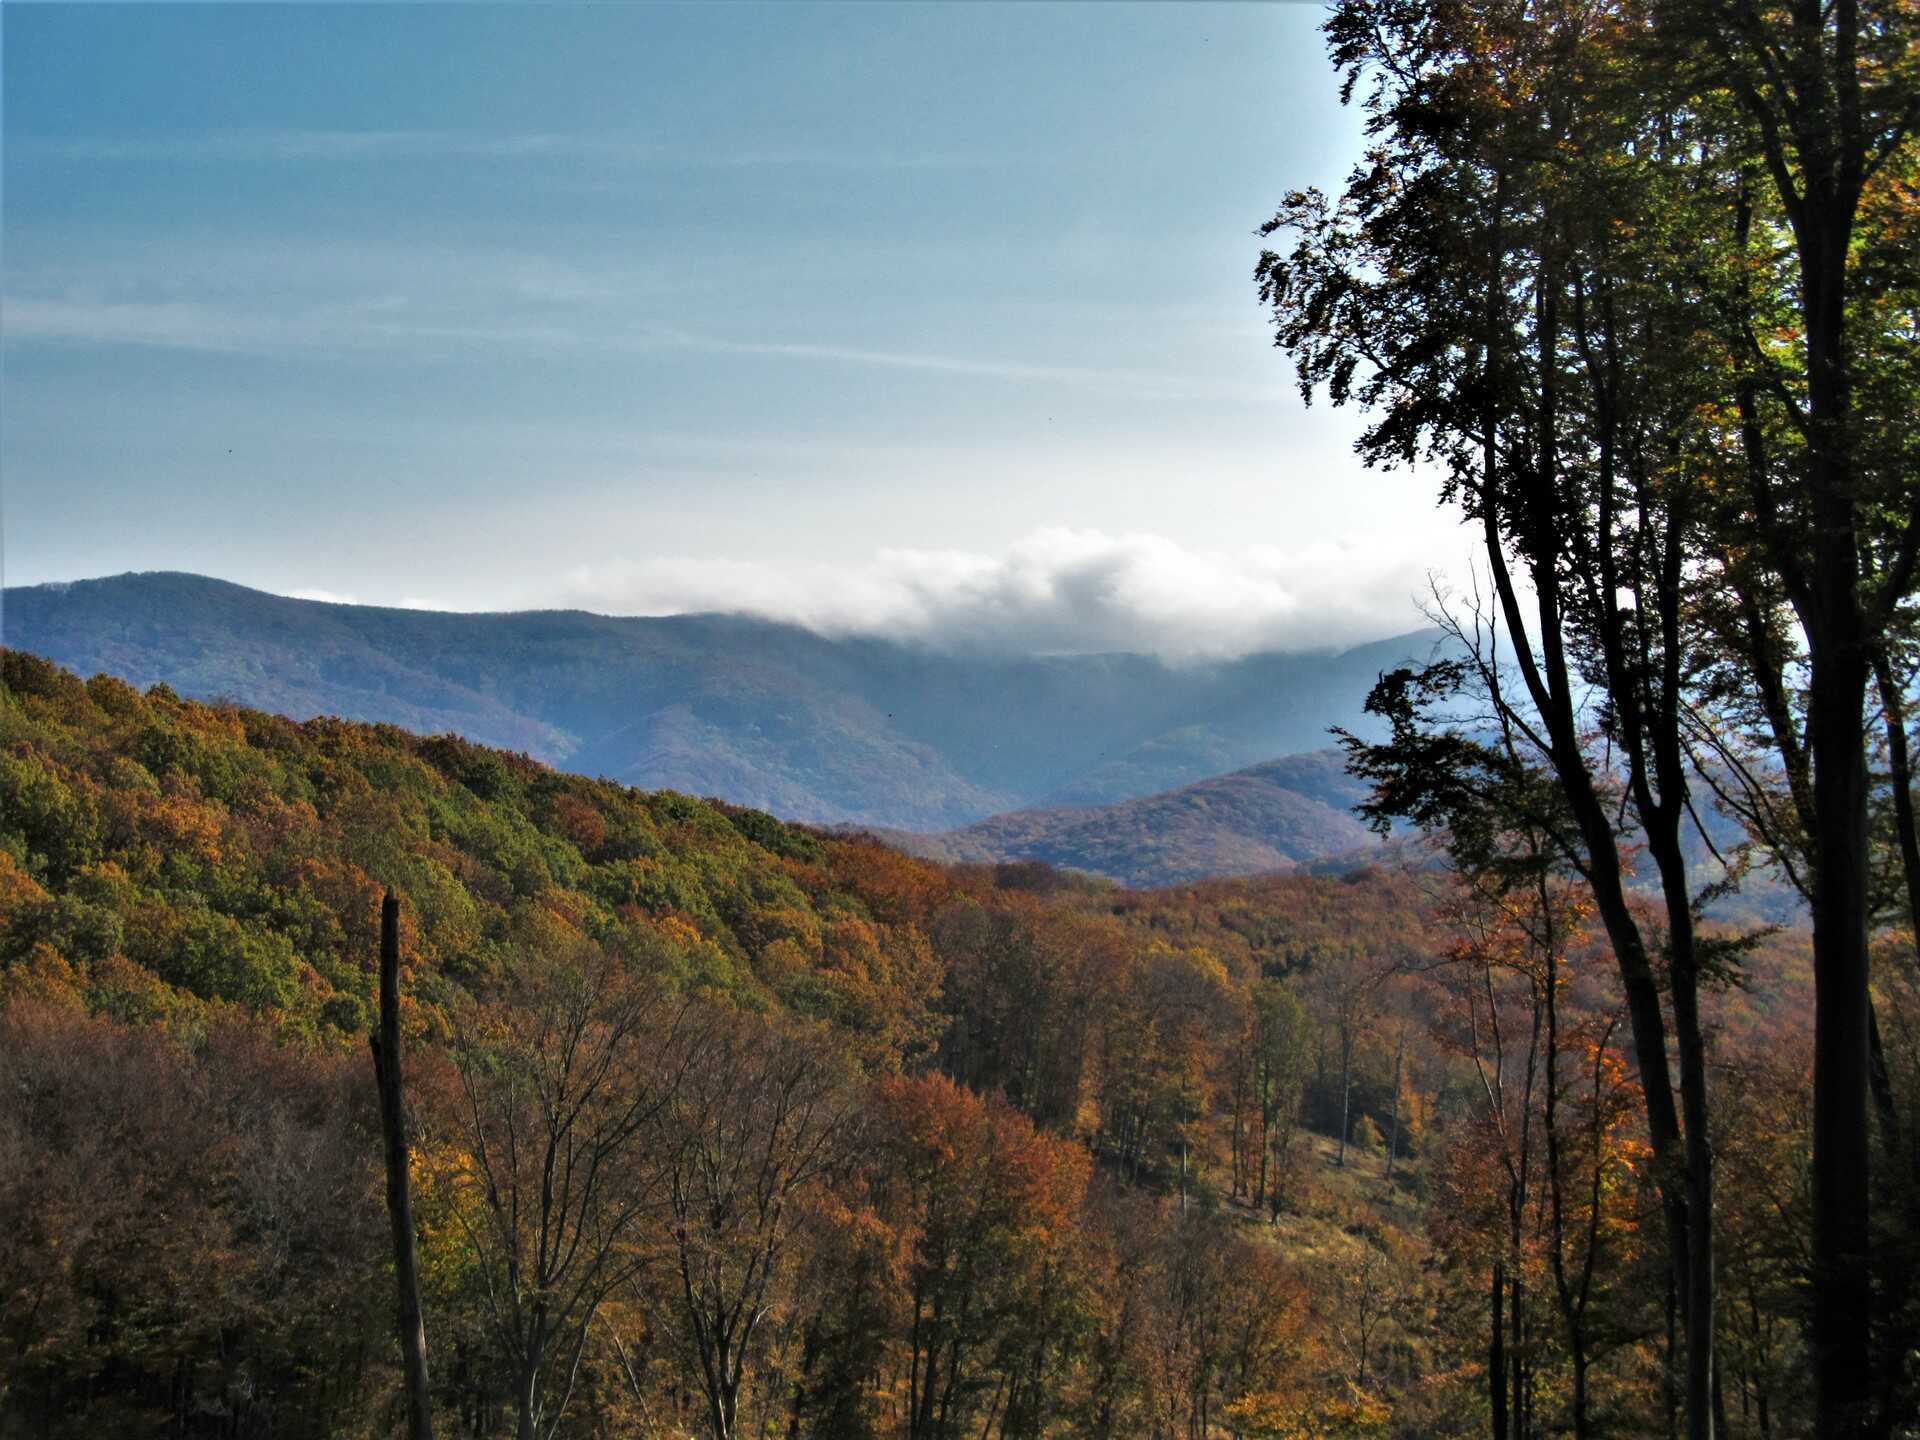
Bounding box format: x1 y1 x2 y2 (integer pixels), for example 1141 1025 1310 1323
876 748 1382 888
2 572 1442 830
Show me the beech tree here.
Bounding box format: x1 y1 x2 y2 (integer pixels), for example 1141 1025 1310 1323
1672 2 1920 1413
1262 3 1918 1435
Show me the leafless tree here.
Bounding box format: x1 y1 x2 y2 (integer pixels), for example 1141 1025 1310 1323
644 1008 865 1440
446 935 698 1440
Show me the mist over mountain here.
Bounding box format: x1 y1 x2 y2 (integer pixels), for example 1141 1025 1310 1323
2 571 1443 831
544 527 1451 660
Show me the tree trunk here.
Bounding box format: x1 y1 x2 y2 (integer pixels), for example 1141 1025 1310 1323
1871 662 1919 1431
1666 1276 1680 1440
1385 1027 1405 1182
1337 1021 1353 1168
1480 498 1696 1406
516 1363 538 1440
1653 837 1717 1440
1872 651 1917 1160
1779 80 1876 1436
1808 630 1874 1440
1804 668 1866 1440
1490 1260 1508 1440
1256 1089 1270 1209
371 891 434 1440
1510 1263 1525 1440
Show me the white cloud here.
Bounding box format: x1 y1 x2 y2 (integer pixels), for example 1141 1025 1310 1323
283 587 359 605
279 586 478 612
545 527 1448 658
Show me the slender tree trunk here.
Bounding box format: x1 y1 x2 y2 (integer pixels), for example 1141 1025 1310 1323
1511 1265 1525 1440
1257 1083 1270 1208
1653 836 1717 1440
1480 501 1696 1396
1508 1178 1527 1440
1490 1260 1508 1440
1337 1020 1353 1168
1873 651 1917 1159
1231 1070 1247 1198
371 891 434 1440
1866 689 1914 1433
1876 653 1920 955
1386 1027 1405 1183
1666 1273 1680 1440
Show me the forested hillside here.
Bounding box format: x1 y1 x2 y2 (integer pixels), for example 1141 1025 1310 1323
884 750 1379 888
0 649 1849 1439
2 573 1438 828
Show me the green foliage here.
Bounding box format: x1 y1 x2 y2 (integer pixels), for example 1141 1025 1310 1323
0 749 104 884
1350 1114 1385 1155
0 650 954 1038
161 910 301 1010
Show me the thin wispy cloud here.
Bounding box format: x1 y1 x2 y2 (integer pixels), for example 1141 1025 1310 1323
14 129 1020 170
3 294 1264 401
654 329 1270 400
545 528 1446 658
1 297 410 358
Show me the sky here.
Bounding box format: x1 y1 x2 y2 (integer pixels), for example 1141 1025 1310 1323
2 2 1471 656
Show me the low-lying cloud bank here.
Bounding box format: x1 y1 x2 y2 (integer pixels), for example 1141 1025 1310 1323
544 528 1453 659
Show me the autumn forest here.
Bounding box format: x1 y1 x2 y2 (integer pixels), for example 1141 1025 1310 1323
0 644 1847 1440
4 1 1919 1439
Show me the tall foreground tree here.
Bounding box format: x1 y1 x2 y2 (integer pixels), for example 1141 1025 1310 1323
1263 4 1730 1430
1260 1 1917 1436
1664 4 1919 1430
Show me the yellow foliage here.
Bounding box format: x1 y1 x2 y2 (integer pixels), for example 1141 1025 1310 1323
144 790 226 864
1223 1382 1393 1439
1 942 88 1011
0 848 51 914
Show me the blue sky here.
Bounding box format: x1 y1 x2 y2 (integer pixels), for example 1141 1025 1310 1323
2 3 1468 654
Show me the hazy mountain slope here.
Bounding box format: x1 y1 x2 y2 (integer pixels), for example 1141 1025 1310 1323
1 573 576 759
2 572 1440 829
1034 635 1446 806
885 749 1381 888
